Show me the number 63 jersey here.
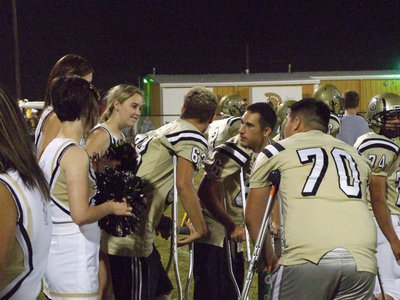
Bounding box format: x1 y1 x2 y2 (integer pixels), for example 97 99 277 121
101 118 208 258
250 130 377 274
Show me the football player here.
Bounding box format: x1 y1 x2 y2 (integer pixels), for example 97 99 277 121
273 99 297 141
194 102 277 299
102 86 217 300
354 92 400 300
247 98 376 299
313 83 343 138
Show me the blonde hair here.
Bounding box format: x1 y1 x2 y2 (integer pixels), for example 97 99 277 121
99 84 143 123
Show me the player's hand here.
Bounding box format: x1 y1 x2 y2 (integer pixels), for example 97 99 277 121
155 215 173 240
229 225 246 242
390 238 400 260
109 198 132 216
269 220 280 236
266 253 279 273
178 222 203 246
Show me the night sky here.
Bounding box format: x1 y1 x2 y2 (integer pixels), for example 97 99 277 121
1 1 400 100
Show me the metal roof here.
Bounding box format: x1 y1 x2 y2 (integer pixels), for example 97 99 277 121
147 70 400 87
306 70 400 80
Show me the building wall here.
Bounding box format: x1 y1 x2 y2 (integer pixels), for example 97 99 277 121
149 79 400 127
151 83 318 124
147 82 161 127
361 79 400 111
320 79 400 113
301 84 315 98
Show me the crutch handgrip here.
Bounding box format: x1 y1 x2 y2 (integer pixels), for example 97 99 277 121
268 170 281 189
177 225 190 235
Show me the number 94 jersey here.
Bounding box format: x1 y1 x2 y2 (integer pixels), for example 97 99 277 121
251 130 376 273
354 131 400 216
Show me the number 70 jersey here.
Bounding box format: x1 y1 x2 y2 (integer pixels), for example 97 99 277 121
250 130 376 272
251 130 372 200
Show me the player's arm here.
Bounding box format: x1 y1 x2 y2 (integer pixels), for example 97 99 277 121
176 156 207 245
198 177 245 242
62 146 132 226
370 174 400 260
0 182 18 281
37 112 61 158
246 187 278 271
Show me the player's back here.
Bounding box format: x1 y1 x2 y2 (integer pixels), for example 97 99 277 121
123 118 209 256
252 130 376 272
355 131 400 216
207 116 241 150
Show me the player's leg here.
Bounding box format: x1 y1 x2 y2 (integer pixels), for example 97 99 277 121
145 246 173 300
194 242 242 300
373 216 400 300
108 254 133 299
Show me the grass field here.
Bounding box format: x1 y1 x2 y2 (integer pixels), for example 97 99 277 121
155 204 259 300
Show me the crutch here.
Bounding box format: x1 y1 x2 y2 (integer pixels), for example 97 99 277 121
240 170 281 300
166 213 190 273
240 167 252 262
377 269 386 300
273 193 285 258
226 237 241 299
221 184 242 299
165 220 191 300
184 240 194 300
179 213 194 300
167 155 183 300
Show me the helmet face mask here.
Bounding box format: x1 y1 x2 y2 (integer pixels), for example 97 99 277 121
331 96 344 116
367 92 400 139
219 94 247 117
381 112 400 139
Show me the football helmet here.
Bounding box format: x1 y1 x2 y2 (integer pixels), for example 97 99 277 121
313 84 343 115
367 92 400 138
219 94 247 117
264 92 282 110
275 99 297 139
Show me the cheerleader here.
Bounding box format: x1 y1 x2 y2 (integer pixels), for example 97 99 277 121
39 76 132 300
85 84 143 299
0 85 52 299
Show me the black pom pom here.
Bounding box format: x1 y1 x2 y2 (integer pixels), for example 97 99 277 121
91 140 146 237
